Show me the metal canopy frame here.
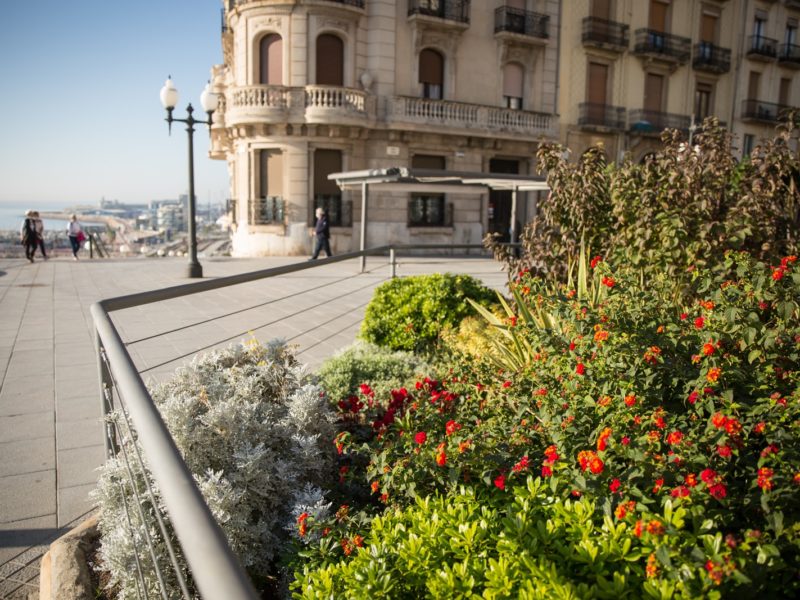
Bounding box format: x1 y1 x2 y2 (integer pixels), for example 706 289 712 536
328 168 550 271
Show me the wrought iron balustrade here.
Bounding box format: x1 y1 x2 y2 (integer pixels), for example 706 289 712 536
629 109 691 134
494 7 549 39
741 99 791 122
581 17 629 49
579 103 626 130
633 28 691 62
693 42 731 73
779 42 800 66
747 35 778 59
250 197 285 225
408 0 470 23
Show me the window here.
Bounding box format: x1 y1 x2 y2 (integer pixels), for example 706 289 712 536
748 71 761 100
419 48 444 99
644 73 665 113
779 77 791 106
253 150 284 224
314 149 343 226
648 0 669 49
591 0 611 20
259 34 282 85
694 82 712 120
742 134 755 158
786 22 797 46
316 34 344 86
409 155 446 226
698 12 718 60
503 63 524 109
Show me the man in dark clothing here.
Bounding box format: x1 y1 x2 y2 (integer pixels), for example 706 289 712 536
20 210 38 263
310 207 332 259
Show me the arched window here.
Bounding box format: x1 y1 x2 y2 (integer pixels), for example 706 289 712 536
316 34 344 86
419 48 444 99
503 62 524 109
259 34 282 85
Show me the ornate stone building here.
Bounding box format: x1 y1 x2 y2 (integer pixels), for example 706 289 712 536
558 0 800 162
210 0 560 256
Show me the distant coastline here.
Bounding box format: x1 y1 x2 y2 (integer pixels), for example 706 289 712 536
0 201 88 231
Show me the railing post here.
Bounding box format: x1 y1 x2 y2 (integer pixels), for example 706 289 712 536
89 234 94 259
390 248 397 278
96 331 117 458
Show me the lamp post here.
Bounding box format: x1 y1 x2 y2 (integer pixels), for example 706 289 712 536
159 77 219 278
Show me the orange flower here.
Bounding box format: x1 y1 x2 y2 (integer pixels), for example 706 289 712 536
594 329 609 343
706 367 722 383
597 395 611 407
702 342 716 356
597 427 613 452
643 346 662 365
646 553 659 578
646 520 665 536
624 394 636 407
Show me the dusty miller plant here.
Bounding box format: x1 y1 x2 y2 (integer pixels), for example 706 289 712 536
92 339 336 599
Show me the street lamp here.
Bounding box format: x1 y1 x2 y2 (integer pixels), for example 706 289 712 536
159 77 219 278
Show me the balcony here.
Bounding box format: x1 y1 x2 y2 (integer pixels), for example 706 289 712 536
741 99 791 123
494 7 549 44
628 109 691 135
224 84 375 127
787 0 800 9
633 29 691 64
408 0 470 25
693 42 731 74
578 103 626 130
228 0 364 8
387 96 553 139
581 17 629 52
779 43 800 68
747 35 778 61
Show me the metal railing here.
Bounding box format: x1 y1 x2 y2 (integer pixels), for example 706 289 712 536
92 244 503 599
578 103 626 130
741 99 792 122
633 28 691 62
693 42 731 73
747 35 778 59
778 42 800 65
249 196 284 225
494 7 549 39
408 0 470 24
581 16 629 49
629 109 691 134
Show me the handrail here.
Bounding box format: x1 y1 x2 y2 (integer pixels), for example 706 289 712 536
91 243 503 599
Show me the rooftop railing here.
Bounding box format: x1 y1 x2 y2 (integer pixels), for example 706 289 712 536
494 6 549 39
408 0 470 24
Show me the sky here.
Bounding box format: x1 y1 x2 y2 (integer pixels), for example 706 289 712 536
0 0 229 207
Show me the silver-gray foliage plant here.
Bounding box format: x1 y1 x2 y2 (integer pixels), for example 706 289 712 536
92 339 336 599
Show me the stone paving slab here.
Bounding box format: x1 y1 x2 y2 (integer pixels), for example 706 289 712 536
0 252 508 596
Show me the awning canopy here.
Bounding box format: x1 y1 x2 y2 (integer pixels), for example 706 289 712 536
327 167 550 271
328 167 550 192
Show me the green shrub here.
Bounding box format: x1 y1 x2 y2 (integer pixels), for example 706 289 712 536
293 480 768 599
316 342 430 403
359 273 497 353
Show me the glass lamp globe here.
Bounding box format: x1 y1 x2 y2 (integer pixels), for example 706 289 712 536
160 77 179 109
200 82 219 113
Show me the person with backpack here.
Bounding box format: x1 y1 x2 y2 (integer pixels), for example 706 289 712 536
20 210 38 263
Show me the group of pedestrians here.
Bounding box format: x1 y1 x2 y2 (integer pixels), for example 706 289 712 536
20 211 85 263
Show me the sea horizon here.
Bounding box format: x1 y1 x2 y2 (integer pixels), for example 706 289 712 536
0 200 98 231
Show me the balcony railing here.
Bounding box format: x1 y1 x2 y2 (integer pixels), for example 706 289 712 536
693 42 731 73
747 35 778 60
228 0 364 8
741 99 791 122
786 0 800 9
229 85 290 111
408 0 470 24
633 29 691 63
494 7 549 39
779 43 800 67
629 109 691 134
305 85 367 113
250 197 285 226
578 103 626 130
581 17 629 50
389 96 552 136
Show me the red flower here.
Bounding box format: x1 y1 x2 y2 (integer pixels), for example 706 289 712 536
359 383 374 397
652 478 664 493
761 444 780 458
609 478 621 493
512 456 530 473
297 512 309 537
666 430 683 445
706 560 724 585
544 445 559 461
602 276 616 288
371 480 380 494
684 473 698 487
708 483 727 499
753 421 766 434
533 387 547 396
576 363 586 375
654 416 666 430
494 473 506 490
541 465 552 477
694 316 705 329
706 367 722 383
702 342 716 356
772 267 785 281
436 450 447 467
590 255 602 269
757 467 774 491
671 485 691 498
502 380 512 388
711 413 728 429
717 445 732 458
414 431 427 445
759 301 770 310
633 520 643 537
680 312 688 320
597 427 613 452
445 420 461 435
621 436 631 445
687 390 699 405
577 450 604 474
646 520 665 536
624 394 636 407
700 468 718 484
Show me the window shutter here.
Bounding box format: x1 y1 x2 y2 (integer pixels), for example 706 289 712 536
419 49 444 84
314 149 343 196
503 63 524 99
649 0 668 32
259 34 282 85
316 35 344 86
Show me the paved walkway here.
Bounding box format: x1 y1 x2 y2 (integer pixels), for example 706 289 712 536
0 252 507 598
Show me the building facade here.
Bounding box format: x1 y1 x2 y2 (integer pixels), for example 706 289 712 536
210 0 560 256
558 0 800 161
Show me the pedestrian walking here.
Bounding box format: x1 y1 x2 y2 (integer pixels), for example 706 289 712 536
32 211 48 259
67 214 85 260
20 210 38 263
310 207 332 260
